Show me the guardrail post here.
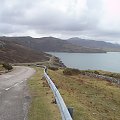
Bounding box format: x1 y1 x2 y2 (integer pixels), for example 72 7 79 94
68 107 74 119
118 80 120 85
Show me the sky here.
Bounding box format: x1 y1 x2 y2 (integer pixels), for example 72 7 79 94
0 0 120 43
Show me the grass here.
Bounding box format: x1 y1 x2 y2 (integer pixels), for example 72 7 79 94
27 67 120 120
48 68 120 120
28 67 61 120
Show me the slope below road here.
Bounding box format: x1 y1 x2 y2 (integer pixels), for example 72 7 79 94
0 66 35 120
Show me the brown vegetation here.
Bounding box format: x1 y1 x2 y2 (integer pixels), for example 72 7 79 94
48 68 120 120
2 63 13 71
63 68 80 75
0 40 50 63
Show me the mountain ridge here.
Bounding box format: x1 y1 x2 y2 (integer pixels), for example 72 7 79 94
68 37 120 52
0 36 106 53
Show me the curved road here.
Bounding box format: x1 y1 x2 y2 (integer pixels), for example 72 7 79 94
0 66 35 120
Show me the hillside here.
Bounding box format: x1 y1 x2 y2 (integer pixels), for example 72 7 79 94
68 37 120 52
0 40 50 63
0 36 106 53
48 68 120 120
28 67 120 120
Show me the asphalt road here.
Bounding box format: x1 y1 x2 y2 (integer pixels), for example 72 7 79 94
0 66 35 120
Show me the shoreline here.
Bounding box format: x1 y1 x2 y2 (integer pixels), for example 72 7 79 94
47 52 120 73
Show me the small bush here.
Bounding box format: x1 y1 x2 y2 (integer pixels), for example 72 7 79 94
79 70 86 75
48 66 59 71
94 70 100 74
63 68 80 75
108 73 120 79
2 63 13 71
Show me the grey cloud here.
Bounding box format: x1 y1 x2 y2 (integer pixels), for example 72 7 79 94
0 23 28 34
0 0 97 31
0 0 120 42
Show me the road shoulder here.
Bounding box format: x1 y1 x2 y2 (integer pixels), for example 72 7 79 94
28 67 61 120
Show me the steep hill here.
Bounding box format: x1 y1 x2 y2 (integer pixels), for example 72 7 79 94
68 37 120 52
0 40 50 63
0 36 106 53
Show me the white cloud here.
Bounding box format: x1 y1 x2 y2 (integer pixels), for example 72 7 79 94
98 0 120 32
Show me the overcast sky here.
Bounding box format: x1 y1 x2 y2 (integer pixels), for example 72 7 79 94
0 0 120 43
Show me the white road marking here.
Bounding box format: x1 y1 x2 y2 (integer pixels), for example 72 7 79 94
14 83 19 87
5 87 11 91
4 79 25 91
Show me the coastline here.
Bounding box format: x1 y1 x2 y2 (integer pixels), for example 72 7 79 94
47 52 120 73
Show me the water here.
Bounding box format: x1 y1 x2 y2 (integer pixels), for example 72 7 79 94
48 52 120 73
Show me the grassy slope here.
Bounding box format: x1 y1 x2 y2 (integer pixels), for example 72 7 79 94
48 69 120 120
0 40 50 63
28 67 61 120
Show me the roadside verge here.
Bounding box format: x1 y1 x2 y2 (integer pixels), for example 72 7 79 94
27 67 61 120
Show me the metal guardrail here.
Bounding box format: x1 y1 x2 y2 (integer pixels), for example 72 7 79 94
43 66 73 120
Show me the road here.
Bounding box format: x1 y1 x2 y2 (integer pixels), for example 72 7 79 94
0 66 35 120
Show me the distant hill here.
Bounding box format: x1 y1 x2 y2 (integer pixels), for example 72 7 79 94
68 37 120 52
0 40 50 63
0 36 106 53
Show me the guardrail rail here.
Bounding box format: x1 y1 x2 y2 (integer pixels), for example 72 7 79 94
43 66 73 120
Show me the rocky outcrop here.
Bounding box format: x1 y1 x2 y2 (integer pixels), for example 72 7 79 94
81 72 120 85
